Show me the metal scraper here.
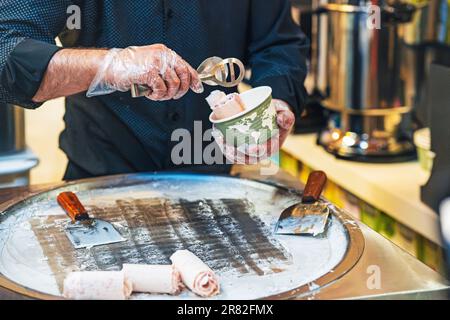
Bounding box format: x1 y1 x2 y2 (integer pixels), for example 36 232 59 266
275 171 330 236
57 191 126 249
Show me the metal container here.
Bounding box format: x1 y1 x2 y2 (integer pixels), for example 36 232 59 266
0 103 37 188
399 0 450 126
0 150 39 189
400 0 450 46
311 0 420 161
0 104 26 155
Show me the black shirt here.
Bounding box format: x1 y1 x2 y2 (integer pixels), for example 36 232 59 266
0 0 308 179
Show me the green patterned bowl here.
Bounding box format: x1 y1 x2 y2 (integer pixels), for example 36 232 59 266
209 86 276 147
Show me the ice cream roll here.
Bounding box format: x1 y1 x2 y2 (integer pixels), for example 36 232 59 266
63 271 132 300
206 91 246 120
170 250 220 297
206 90 226 109
122 264 184 295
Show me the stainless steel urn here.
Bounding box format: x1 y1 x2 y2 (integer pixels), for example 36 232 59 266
311 0 448 161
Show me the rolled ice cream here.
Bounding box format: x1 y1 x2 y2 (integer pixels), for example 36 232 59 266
206 90 246 120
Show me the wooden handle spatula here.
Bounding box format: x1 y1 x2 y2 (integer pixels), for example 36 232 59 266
275 171 330 236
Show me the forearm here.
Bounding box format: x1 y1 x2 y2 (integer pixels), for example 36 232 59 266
32 48 108 103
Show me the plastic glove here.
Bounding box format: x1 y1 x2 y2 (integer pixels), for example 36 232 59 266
212 99 295 164
87 44 204 100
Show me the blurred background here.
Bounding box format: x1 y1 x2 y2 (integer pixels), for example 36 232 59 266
26 98 66 184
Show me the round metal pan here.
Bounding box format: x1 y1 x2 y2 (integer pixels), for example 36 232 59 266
0 173 364 300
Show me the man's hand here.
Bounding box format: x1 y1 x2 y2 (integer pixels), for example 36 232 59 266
32 44 203 103
213 99 295 164
88 44 203 100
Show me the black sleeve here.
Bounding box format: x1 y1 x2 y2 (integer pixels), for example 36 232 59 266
1 39 61 108
0 0 72 109
247 0 309 119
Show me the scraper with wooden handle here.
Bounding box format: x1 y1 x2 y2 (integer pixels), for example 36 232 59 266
57 192 126 249
275 171 330 236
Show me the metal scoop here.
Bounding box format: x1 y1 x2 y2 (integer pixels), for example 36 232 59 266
57 192 126 249
275 171 330 236
130 56 245 98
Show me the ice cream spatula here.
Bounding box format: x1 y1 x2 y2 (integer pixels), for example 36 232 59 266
275 171 330 236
